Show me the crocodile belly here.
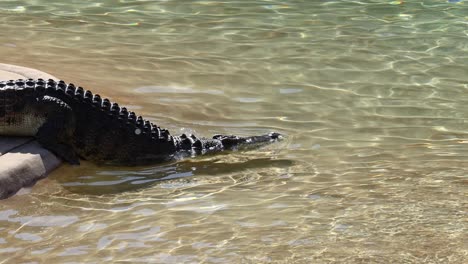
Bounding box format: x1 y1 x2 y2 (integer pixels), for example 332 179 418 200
0 112 47 136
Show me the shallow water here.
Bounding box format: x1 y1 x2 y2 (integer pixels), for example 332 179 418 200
0 0 467 263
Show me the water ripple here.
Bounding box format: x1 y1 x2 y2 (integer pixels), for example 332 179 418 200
0 0 467 263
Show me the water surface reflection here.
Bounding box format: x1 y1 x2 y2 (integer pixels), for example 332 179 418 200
0 0 467 262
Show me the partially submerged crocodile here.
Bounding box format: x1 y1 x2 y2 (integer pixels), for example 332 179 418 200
0 79 281 165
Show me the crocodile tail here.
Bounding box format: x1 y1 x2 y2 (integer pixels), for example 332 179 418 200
174 132 282 156
210 132 282 151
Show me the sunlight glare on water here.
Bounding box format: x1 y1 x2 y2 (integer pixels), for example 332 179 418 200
0 0 467 263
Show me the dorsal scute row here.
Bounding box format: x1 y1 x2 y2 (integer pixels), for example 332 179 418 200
0 78 167 142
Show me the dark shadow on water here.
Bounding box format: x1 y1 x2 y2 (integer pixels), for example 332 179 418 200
56 157 295 195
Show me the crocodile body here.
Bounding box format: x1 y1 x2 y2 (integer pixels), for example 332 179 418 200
0 79 281 165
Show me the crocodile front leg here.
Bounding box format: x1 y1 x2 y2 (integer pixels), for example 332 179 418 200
35 95 80 165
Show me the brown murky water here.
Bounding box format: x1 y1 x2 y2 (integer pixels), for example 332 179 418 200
0 1 467 263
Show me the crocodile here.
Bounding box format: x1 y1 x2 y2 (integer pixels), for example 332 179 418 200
0 79 281 165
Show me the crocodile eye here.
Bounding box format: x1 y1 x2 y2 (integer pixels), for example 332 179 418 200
134 128 142 135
